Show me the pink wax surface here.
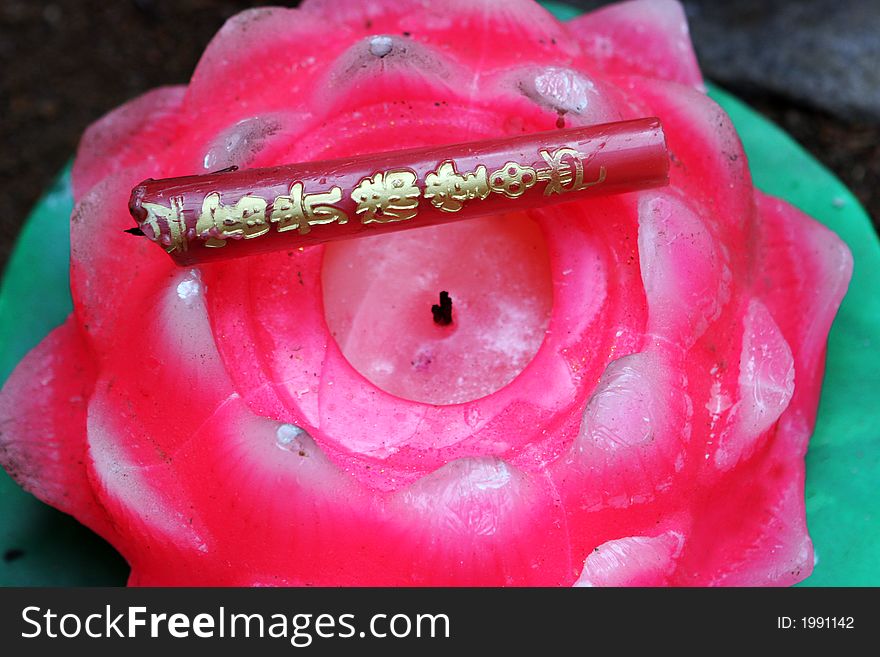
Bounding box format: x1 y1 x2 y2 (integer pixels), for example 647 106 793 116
323 213 553 404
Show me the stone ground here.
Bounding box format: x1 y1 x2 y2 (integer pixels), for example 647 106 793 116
0 0 877 272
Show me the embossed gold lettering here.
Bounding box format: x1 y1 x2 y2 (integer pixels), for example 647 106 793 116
352 169 420 224
141 196 186 252
537 147 607 196
197 193 269 247
424 161 490 212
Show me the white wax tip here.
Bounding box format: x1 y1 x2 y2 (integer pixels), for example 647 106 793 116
176 273 201 302
369 35 394 58
276 423 308 452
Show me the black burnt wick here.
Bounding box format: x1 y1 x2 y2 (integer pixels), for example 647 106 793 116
432 291 453 326
124 227 145 236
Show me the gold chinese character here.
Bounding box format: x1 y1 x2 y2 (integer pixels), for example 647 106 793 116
141 196 187 252
270 183 348 235
536 147 607 196
269 183 306 233
424 161 490 213
303 186 348 230
196 193 269 247
351 169 420 224
488 161 538 198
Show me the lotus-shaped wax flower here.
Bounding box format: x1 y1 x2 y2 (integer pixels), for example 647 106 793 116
0 0 852 586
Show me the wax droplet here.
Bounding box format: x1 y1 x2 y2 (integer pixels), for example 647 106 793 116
276 423 310 456
176 270 202 303
369 35 394 58
529 67 594 114
202 115 282 171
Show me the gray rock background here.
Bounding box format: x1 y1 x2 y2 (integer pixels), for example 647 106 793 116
683 0 880 123
570 0 880 123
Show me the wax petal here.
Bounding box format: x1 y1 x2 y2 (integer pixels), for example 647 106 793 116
70 169 173 351
83 268 242 579
0 318 113 539
202 252 312 426
388 458 572 585
128 402 574 585
200 113 309 172
630 78 753 249
752 193 853 416
71 86 185 200
138 401 367 586
87 390 213 582
308 35 472 119
93 268 237 458
714 300 795 470
574 531 684 586
186 8 347 113
678 410 814 586
637 191 731 348
568 0 703 90
556 350 689 511
301 0 580 63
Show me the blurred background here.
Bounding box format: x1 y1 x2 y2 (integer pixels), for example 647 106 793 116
1 0 878 273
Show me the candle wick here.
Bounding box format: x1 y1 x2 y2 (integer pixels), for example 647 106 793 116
210 165 239 175
432 291 453 326
124 227 145 236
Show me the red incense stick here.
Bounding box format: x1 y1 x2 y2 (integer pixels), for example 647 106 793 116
129 117 668 265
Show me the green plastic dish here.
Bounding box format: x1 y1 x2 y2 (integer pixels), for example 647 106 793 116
1 4 878 586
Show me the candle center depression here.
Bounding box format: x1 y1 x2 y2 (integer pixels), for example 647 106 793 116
321 213 553 405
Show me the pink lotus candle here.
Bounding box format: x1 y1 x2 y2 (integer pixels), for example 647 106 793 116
0 0 852 586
